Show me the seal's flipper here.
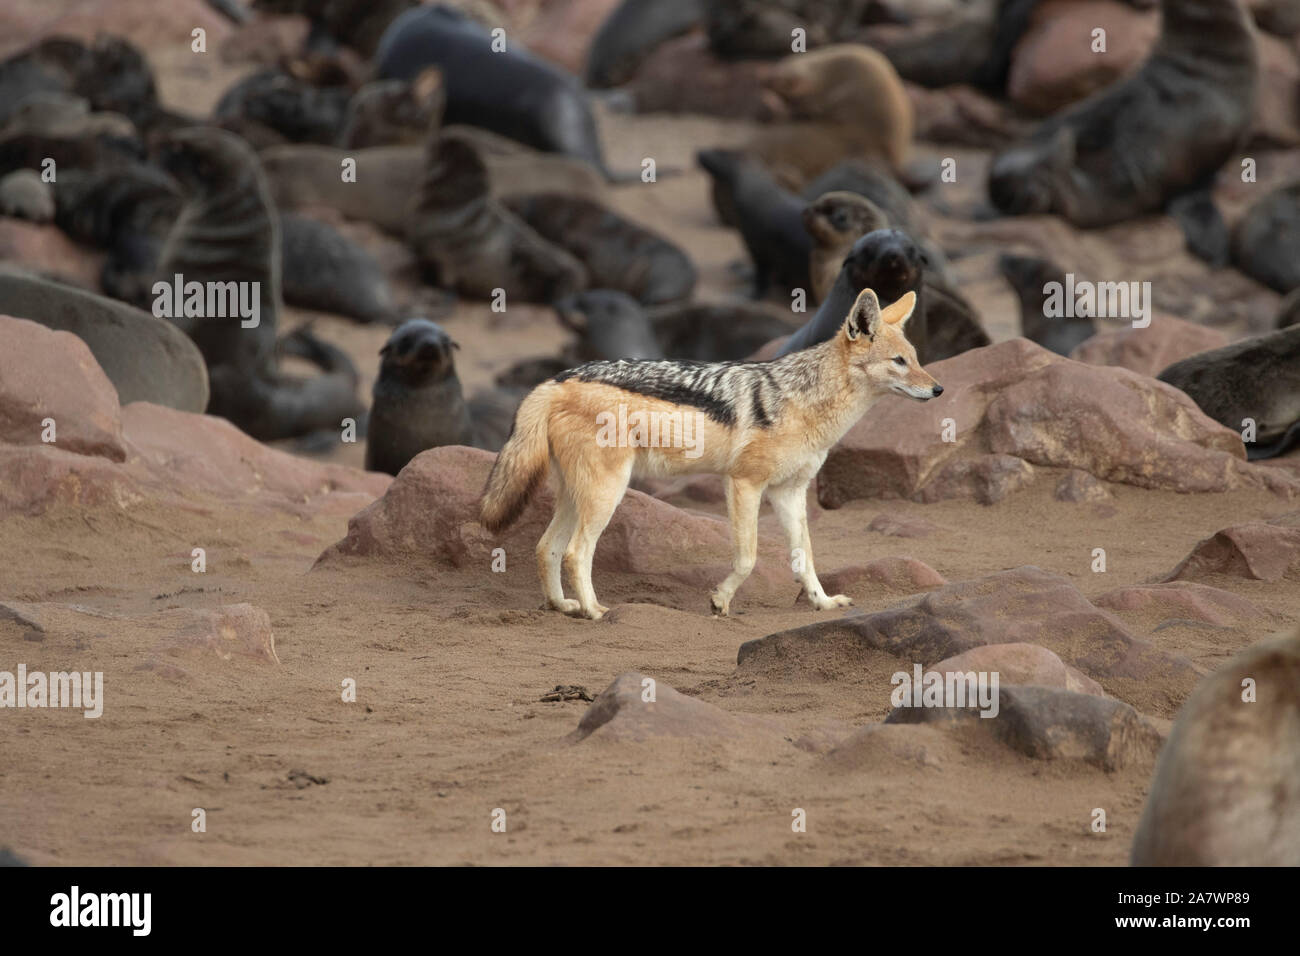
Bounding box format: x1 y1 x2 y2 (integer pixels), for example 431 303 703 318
1247 420 1300 461
1168 187 1230 267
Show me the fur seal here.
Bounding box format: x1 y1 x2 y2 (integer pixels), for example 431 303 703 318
705 0 872 60
1231 179 1300 294
999 253 1096 356
751 44 914 184
802 191 890 304
697 148 811 297
800 159 926 239
1131 626 1300 865
407 132 587 303
375 5 616 179
213 64 352 146
252 0 418 57
366 318 501 474
0 266 210 412
1157 324 1300 460
0 169 54 222
279 213 402 324
553 290 665 362
152 126 362 440
776 228 928 360
987 0 1257 264
339 68 444 149
650 302 802 361
503 194 696 306
586 0 705 88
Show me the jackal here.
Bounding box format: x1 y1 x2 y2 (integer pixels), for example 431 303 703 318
480 288 943 619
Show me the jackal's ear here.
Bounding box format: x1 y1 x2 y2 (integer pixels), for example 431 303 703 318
881 290 917 328
845 288 881 341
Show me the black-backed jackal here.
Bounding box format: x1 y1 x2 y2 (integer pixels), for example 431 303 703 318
480 288 944 619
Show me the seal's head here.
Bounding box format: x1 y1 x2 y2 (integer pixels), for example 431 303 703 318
842 228 924 304
554 290 662 361
153 126 260 196
379 318 460 386
803 191 890 247
988 126 1074 217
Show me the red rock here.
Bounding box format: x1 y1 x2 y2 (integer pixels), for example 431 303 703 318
569 672 777 743
932 643 1105 696
1007 0 1158 116
1054 468 1112 502
1069 313 1230 377
738 566 1196 689
519 0 622 75
0 315 126 461
818 339 1299 509
1164 518 1300 583
886 684 1160 770
1093 581 1269 626
820 557 946 595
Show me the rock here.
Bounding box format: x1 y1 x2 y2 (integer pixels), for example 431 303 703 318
818 339 1297 509
1053 468 1112 502
569 672 770 743
1007 0 1158 116
1252 30 1300 148
0 270 209 413
932 642 1105 696
0 222 102 289
1069 313 1230 377
738 566 1197 690
150 604 280 665
0 315 126 461
1093 582 1270 627
1164 517 1300 583
823 722 954 771
866 513 937 538
819 557 946 595
0 445 141 515
886 684 1161 770
1132 625 1300 865
316 445 790 599
629 33 771 120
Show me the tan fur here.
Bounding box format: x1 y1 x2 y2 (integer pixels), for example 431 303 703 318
804 191 890 304
479 289 941 620
751 44 914 184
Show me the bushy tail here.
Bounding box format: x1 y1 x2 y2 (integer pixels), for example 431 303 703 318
479 383 553 533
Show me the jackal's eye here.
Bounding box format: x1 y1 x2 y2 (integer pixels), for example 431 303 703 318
892 356 906 366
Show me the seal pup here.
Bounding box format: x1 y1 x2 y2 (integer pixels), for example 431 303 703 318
407 131 587 303
751 44 914 184
1131 625 1300 866
152 126 362 440
999 253 1097 356
987 0 1257 264
338 67 444 148
1157 324 1300 460
776 228 928 360
697 148 812 297
366 318 515 474
554 290 665 362
503 194 696 306
803 191 890 304
1231 179 1300 294
279 213 402 324
375 4 618 180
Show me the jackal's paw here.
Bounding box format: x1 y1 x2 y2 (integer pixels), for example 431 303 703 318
813 593 853 611
580 603 609 621
550 598 582 615
709 590 731 616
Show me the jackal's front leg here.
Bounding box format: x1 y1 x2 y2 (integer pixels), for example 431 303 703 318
711 477 762 616
768 480 852 611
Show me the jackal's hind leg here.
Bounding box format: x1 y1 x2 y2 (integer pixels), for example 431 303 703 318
768 480 851 611
710 477 763 616
538 474 580 615
563 461 631 620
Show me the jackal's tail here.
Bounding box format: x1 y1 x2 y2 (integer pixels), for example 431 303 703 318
479 383 553 533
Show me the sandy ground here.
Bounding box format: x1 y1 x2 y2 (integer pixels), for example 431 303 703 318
2 25 1298 867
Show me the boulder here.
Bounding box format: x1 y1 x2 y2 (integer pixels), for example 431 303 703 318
818 339 1297 508
1093 582 1271 627
819 557 946 595
932 642 1105 696
569 672 773 743
1132 626 1300 865
1164 515 1300 583
0 315 126 461
886 684 1161 770
0 271 209 413
1069 313 1230 377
